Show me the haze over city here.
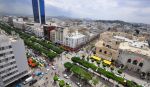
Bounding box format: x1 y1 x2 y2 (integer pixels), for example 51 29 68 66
0 0 150 24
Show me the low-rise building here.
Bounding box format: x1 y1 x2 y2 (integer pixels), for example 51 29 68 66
95 31 147 61
43 25 56 40
64 31 87 50
95 31 150 77
118 41 150 75
25 23 44 38
13 18 26 30
95 32 128 61
31 27 44 38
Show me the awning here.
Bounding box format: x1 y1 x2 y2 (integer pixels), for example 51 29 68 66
103 60 111 65
91 56 101 61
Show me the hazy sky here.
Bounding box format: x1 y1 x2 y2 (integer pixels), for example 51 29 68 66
0 0 150 24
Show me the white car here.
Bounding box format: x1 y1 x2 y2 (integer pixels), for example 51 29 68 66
76 82 82 87
63 74 69 79
52 66 56 70
66 82 71 86
58 78 60 81
46 68 50 71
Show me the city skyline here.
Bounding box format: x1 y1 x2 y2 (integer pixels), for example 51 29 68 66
0 0 150 24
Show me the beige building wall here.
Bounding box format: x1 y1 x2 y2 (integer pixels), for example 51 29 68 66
50 30 55 42
95 31 135 61
95 40 119 60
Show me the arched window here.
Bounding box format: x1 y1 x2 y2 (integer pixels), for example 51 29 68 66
99 49 102 52
139 62 143 67
104 51 107 54
133 60 138 65
127 59 131 63
103 43 105 46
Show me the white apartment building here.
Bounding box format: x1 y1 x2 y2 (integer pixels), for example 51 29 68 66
64 31 87 49
2 17 9 23
26 23 44 38
0 34 29 87
13 18 26 29
31 27 44 38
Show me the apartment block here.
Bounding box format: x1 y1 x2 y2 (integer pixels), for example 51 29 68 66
0 34 29 87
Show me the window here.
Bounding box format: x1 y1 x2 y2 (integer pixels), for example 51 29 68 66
9 46 12 48
5 58 8 62
110 53 112 56
127 59 131 63
116 41 119 45
103 43 105 46
12 56 15 59
99 49 102 52
133 60 138 65
106 45 111 48
2 47 4 50
10 51 13 54
139 63 143 67
0 65 4 68
0 70 5 74
0 53 4 57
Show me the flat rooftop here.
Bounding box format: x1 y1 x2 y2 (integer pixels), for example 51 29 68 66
0 34 20 43
66 31 85 39
0 34 9 43
119 42 150 57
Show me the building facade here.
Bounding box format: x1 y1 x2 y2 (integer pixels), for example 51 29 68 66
32 28 44 38
43 25 56 40
13 18 26 30
32 0 45 24
0 34 29 87
95 32 125 61
95 31 146 61
118 41 150 76
64 31 87 49
54 27 69 44
50 30 56 42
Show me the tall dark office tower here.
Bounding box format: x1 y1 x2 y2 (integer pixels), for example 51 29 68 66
32 0 45 24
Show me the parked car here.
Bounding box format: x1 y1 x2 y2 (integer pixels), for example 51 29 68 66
29 79 37 86
66 82 71 86
76 82 82 87
23 76 33 85
52 65 56 70
64 74 69 79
